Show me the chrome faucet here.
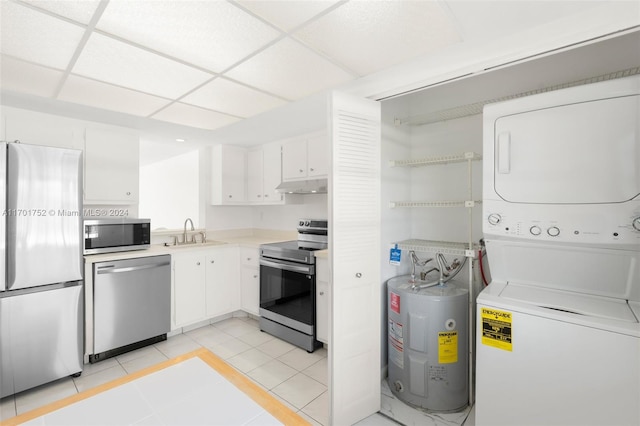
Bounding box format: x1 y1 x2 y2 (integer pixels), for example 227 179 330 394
183 218 195 243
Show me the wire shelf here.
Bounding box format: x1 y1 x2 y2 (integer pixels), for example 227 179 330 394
389 200 481 208
393 239 479 257
389 152 482 167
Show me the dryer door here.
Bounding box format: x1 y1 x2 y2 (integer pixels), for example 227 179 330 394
493 94 640 204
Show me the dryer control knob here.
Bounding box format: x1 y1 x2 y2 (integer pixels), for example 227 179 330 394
633 217 640 231
487 213 502 225
547 226 560 237
530 226 542 236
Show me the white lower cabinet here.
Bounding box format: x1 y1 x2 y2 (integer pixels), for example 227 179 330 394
173 252 207 328
316 256 329 344
240 247 260 316
172 246 240 329
206 246 240 318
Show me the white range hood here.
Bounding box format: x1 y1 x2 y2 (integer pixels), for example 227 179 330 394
275 179 327 194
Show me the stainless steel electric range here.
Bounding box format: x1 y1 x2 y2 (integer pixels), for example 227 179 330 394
259 219 327 352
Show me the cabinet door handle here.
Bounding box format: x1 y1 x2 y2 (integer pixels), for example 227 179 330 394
299 169 304 173
126 191 131 196
197 262 201 266
264 194 269 198
253 275 258 279
210 260 214 264
310 168 314 172
228 195 232 198
319 291 324 296
355 272 362 278
257 194 261 198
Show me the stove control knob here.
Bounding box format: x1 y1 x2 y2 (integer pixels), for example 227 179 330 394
530 226 542 236
633 217 640 231
547 226 560 237
299 221 305 227
487 213 501 225
305 220 310 226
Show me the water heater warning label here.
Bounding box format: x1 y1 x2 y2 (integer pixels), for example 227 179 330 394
438 331 458 364
481 307 512 351
390 292 400 314
388 318 404 368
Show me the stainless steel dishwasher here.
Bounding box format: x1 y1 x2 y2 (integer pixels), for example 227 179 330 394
90 255 171 363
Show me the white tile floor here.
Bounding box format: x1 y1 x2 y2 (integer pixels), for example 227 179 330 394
0 315 474 426
1 316 331 425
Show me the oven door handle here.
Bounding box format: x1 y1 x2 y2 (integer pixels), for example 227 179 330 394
260 259 313 274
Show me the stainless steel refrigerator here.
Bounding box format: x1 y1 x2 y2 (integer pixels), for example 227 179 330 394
0 142 84 398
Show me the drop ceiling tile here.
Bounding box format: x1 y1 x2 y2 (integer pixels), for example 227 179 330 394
182 78 287 118
72 33 212 99
225 38 354 101
0 55 63 98
25 0 102 25
96 0 281 73
151 102 240 131
443 1 607 41
0 1 85 69
58 74 172 117
237 0 340 32
294 1 462 76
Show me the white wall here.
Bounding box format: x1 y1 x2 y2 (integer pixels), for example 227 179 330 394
252 194 328 229
410 115 483 244
204 194 328 231
139 150 200 229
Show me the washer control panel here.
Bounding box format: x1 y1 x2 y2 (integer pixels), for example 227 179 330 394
483 200 640 246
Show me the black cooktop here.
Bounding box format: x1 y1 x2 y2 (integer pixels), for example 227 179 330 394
260 240 327 264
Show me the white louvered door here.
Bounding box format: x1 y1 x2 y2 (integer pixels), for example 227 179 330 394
328 91 381 426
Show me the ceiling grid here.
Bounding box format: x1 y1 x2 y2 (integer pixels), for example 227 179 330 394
0 0 464 130
0 0 635 144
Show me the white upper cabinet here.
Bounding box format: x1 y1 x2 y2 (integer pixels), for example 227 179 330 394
217 142 283 206
307 132 329 178
247 142 284 204
211 144 246 205
282 132 328 181
282 137 307 181
246 148 264 203
84 127 139 204
262 142 284 203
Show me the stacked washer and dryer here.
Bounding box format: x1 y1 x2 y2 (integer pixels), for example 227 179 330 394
476 75 640 425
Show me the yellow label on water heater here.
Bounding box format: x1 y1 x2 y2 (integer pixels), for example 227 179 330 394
438 331 458 364
481 307 513 351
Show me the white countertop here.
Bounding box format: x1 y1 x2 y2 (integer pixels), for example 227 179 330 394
315 249 329 259
84 231 296 264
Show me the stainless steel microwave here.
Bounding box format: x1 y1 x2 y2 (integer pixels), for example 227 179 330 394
84 218 151 255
